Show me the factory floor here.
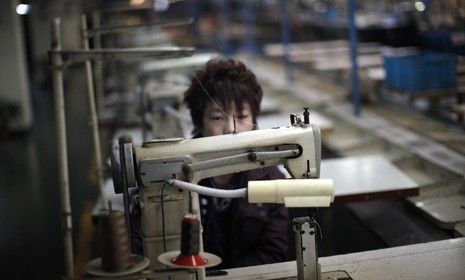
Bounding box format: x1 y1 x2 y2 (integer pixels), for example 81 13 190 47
1 59 463 279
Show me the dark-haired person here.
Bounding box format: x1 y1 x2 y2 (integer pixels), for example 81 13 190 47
183 58 288 269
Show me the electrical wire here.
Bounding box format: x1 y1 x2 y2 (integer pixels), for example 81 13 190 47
161 182 169 253
310 216 323 240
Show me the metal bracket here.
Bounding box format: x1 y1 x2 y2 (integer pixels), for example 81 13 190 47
293 217 320 280
140 156 192 187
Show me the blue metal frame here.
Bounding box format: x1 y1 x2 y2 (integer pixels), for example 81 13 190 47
280 0 293 82
241 0 258 54
219 0 231 54
348 0 361 116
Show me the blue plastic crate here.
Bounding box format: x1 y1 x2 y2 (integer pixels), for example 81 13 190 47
384 55 404 89
383 52 457 92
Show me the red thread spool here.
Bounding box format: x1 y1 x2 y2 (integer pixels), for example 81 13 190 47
171 215 208 267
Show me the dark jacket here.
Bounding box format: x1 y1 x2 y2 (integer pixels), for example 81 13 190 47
199 166 289 269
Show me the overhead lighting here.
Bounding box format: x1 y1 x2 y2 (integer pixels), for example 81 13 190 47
16 4 31 15
414 1 426 12
129 0 145 6
154 0 169 11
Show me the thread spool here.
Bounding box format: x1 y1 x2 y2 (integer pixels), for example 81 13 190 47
99 210 131 272
180 215 200 255
172 214 208 266
157 214 221 268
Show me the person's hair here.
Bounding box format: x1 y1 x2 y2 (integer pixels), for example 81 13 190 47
183 58 263 135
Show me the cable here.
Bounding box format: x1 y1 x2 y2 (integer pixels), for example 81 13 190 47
168 179 247 198
309 215 323 240
161 182 169 253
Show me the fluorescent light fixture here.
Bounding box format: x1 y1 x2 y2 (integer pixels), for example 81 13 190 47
415 1 426 12
129 0 145 6
16 4 31 15
154 0 169 11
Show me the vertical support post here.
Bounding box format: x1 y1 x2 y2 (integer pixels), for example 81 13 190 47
140 80 148 142
81 14 106 209
280 0 293 82
219 0 230 54
91 11 104 114
189 0 200 42
50 17 74 278
241 0 256 55
293 217 319 280
348 0 361 116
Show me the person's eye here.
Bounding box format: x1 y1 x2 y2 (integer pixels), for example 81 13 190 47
211 116 223 121
237 114 248 120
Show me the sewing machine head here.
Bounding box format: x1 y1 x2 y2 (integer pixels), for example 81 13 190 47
111 117 321 192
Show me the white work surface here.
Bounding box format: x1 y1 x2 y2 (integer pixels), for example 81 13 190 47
209 238 465 280
320 155 419 202
263 40 379 57
410 193 465 230
311 54 382 70
256 112 334 134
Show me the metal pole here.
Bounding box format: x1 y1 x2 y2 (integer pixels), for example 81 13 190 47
189 0 200 42
140 82 148 141
87 18 193 36
280 0 293 82
81 15 106 209
241 0 256 54
220 0 230 54
51 17 74 278
91 11 104 115
348 0 361 116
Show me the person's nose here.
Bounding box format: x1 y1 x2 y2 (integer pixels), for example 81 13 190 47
223 116 235 134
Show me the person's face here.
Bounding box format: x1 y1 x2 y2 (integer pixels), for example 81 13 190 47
202 101 255 136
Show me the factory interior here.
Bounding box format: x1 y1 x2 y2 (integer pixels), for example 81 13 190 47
1 0 465 279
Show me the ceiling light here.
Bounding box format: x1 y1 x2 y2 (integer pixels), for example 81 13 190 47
415 1 426 12
16 4 31 15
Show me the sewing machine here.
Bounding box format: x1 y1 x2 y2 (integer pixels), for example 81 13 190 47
110 109 334 280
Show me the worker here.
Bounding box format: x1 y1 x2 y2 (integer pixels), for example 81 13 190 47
183 58 289 269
